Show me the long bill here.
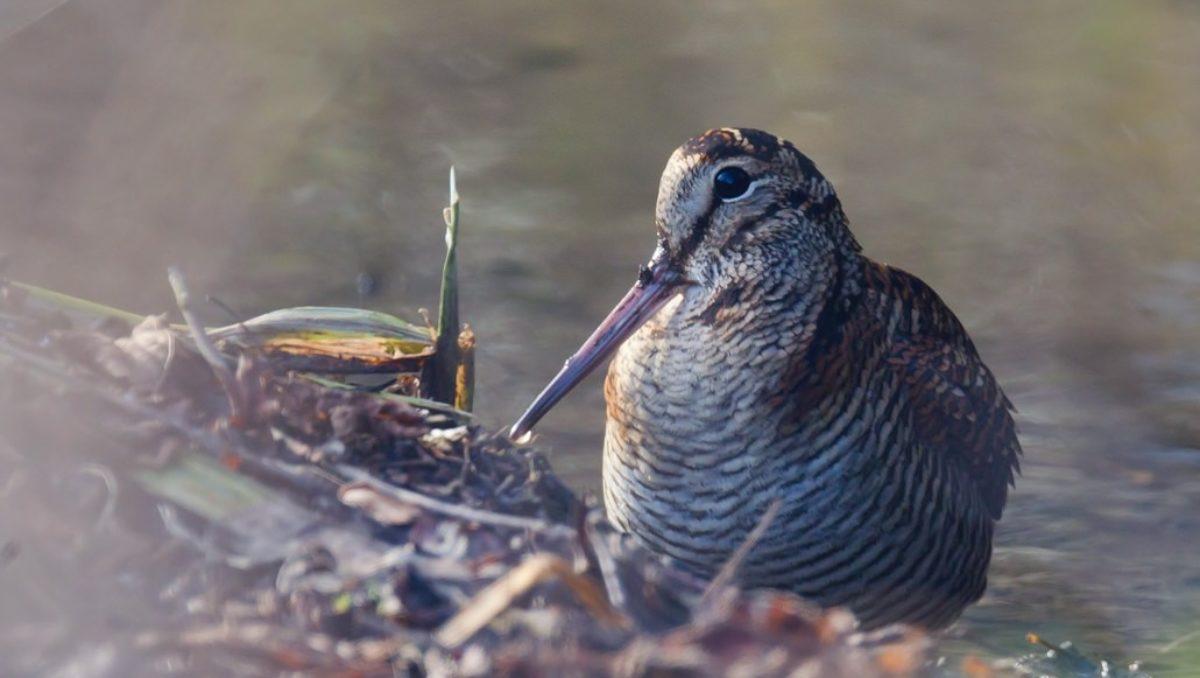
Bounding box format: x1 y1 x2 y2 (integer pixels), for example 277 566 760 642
509 256 685 441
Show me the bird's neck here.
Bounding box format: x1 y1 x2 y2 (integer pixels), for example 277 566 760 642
611 246 868 416
603 246 873 503
684 246 865 349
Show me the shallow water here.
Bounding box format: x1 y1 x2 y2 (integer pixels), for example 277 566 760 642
2 0 1198 671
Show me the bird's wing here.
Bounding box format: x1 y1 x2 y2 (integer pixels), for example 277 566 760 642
868 264 1022 520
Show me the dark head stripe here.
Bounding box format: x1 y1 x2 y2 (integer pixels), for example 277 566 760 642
675 196 721 265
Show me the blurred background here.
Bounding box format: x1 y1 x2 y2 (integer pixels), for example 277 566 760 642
1 0 1198 669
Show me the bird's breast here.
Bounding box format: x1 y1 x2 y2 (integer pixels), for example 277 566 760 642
602 296 807 569
605 297 788 451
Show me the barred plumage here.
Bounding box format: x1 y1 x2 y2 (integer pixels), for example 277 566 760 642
512 128 1021 630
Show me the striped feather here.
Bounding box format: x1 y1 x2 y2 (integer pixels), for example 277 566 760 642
602 257 1019 630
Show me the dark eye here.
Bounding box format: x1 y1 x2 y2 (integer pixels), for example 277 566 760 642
713 166 753 201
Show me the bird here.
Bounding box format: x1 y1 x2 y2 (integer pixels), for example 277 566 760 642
510 127 1021 630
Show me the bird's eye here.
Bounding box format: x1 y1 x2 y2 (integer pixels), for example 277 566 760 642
713 167 754 201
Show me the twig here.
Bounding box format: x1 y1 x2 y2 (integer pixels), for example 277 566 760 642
1159 627 1200 654
205 295 245 324
435 553 629 648
304 374 474 422
335 465 575 538
698 499 782 609
153 329 177 394
76 463 120 541
167 267 246 422
156 503 229 563
205 294 261 346
584 510 627 612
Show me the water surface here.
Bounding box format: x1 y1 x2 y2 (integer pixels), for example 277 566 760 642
2 0 1198 670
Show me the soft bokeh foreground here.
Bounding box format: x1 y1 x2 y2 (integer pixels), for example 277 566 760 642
1 0 1198 672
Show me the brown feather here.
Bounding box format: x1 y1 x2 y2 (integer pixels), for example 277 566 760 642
868 263 1021 519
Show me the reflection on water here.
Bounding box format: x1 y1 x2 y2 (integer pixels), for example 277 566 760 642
1 0 1198 668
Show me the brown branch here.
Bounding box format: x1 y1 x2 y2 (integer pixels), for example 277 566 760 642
583 510 626 612
334 466 576 538
435 553 630 649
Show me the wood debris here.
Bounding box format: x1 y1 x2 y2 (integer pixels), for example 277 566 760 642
0 276 930 676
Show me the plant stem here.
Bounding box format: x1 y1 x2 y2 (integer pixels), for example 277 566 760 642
429 167 462 405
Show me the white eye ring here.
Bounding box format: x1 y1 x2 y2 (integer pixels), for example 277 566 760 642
712 166 761 203
720 179 763 203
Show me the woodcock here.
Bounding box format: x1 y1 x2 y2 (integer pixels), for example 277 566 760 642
510 128 1021 630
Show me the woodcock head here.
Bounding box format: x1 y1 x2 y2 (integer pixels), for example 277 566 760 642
511 127 861 439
